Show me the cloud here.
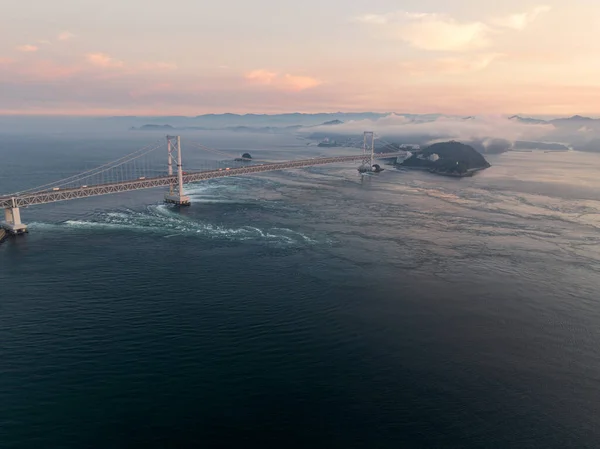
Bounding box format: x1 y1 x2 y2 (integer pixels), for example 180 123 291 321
87 54 177 72
3 52 178 86
396 13 490 51
245 69 279 85
2 75 600 117
356 14 389 25
7 59 82 81
16 45 39 53
492 6 551 30
400 53 502 75
357 7 551 52
58 31 75 41
356 12 489 51
38 40 52 45
86 53 124 68
305 114 553 144
245 70 321 91
437 54 501 73
138 61 178 71
282 74 321 91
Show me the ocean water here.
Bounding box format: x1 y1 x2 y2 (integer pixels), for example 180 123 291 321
2 132 600 448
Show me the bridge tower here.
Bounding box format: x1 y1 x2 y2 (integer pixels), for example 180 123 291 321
2 198 28 234
164 135 191 206
358 131 375 173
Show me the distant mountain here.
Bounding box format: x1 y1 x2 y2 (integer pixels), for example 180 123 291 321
514 141 570 150
544 116 600 151
182 112 386 127
509 114 598 125
549 115 596 126
130 118 344 134
130 124 175 130
554 115 594 121
109 112 446 130
509 115 548 124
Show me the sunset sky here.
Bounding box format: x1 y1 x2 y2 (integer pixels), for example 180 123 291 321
2 0 599 115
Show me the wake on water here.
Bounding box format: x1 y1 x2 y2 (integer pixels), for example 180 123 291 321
29 203 321 247
23 177 332 246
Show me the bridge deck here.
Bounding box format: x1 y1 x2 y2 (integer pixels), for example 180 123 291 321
0 153 402 208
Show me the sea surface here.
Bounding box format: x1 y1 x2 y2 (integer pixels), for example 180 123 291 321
2 132 600 448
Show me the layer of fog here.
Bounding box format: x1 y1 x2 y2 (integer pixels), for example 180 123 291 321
302 114 554 152
4 113 600 152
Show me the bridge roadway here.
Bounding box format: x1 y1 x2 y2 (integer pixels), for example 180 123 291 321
0 152 402 208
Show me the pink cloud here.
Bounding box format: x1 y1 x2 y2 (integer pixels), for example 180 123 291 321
16 45 38 53
138 61 178 71
2 50 600 117
12 60 82 81
282 74 322 91
2 52 182 86
85 54 178 73
245 70 321 91
399 54 502 75
4 83 600 116
245 69 278 85
492 6 551 30
57 31 75 41
86 53 124 68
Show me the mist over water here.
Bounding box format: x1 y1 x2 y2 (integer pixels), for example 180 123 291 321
2 130 600 448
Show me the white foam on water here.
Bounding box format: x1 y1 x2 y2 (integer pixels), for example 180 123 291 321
59 205 323 246
184 181 260 204
27 222 63 231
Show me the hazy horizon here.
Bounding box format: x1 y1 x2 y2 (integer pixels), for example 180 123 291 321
0 112 598 120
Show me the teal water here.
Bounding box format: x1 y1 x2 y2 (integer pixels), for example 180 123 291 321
2 133 600 448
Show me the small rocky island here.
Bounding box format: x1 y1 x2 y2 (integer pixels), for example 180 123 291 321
318 138 341 148
399 141 491 177
234 153 253 161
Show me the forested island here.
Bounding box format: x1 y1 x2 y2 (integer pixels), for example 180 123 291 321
399 141 491 177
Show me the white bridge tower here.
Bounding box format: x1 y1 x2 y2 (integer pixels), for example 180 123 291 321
358 131 375 173
164 135 191 206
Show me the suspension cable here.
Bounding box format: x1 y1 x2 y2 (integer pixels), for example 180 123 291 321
15 139 165 194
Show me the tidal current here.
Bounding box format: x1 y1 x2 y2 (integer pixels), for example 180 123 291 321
2 132 600 448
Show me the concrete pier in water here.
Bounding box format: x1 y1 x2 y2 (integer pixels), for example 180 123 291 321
2 200 28 235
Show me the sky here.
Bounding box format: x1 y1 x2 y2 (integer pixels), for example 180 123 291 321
2 0 599 116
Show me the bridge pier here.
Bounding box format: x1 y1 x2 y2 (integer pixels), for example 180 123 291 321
164 135 191 206
2 199 28 235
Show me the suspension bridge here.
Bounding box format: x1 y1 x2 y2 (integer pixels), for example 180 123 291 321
1 133 405 235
